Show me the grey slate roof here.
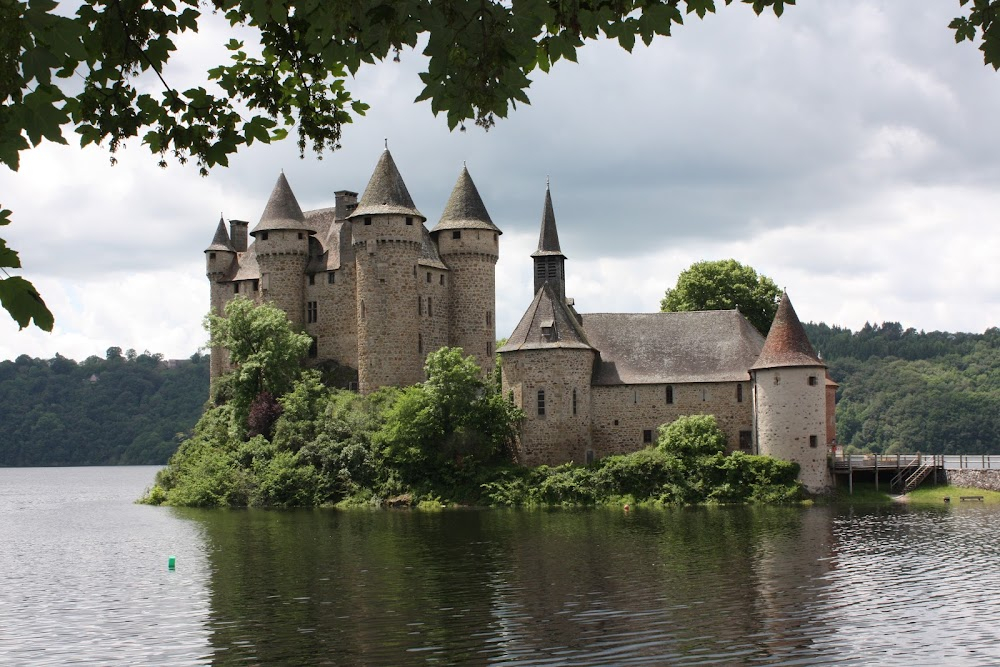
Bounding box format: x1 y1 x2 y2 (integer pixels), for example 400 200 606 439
499 282 593 352
531 186 565 258
349 150 425 221
582 310 765 385
205 217 234 252
418 226 448 270
230 244 260 281
250 173 316 235
752 293 825 370
431 166 501 234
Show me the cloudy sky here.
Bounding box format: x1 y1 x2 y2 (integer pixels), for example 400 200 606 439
2 1 999 361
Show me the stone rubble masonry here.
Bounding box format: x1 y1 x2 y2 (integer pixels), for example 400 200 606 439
437 229 499 378
502 348 595 465
590 381 754 458
753 365 831 493
944 469 1000 492
256 229 309 327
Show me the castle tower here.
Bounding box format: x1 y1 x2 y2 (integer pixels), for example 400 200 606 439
250 173 315 327
348 149 425 392
751 293 832 493
205 216 236 380
431 165 501 376
499 188 595 465
531 183 567 302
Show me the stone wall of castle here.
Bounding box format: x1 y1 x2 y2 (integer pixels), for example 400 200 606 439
590 381 754 457
305 264 359 373
353 215 426 392
256 230 309 327
438 230 499 377
502 348 595 465
753 366 830 492
417 265 451 370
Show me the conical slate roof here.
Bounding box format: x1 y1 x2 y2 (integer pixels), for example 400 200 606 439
250 173 315 235
752 293 825 370
499 282 593 352
531 185 565 258
431 165 501 234
349 150 425 221
205 217 234 252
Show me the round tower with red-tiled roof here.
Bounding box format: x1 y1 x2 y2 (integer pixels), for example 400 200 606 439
751 293 832 493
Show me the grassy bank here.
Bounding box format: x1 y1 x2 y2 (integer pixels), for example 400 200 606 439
908 485 1000 505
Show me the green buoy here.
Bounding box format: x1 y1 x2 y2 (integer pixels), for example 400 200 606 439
168 555 176 570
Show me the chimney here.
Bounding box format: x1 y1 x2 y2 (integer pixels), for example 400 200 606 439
229 220 248 252
335 190 358 221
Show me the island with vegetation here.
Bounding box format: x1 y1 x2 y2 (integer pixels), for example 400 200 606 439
142 298 801 508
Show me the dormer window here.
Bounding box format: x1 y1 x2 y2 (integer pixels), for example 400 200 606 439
541 319 555 341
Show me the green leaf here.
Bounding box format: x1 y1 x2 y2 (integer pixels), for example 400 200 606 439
0 276 54 331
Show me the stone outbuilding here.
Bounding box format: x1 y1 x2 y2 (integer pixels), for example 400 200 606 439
500 186 833 493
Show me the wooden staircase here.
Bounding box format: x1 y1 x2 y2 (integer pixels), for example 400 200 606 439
891 462 937 494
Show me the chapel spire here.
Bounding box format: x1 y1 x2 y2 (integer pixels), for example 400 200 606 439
530 182 567 300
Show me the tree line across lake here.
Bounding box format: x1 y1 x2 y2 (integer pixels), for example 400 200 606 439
0 349 209 466
1 320 999 467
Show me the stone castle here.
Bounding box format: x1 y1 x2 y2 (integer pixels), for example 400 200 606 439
205 149 500 392
206 150 833 492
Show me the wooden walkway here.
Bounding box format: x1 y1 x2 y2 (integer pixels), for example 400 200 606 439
831 454 1000 494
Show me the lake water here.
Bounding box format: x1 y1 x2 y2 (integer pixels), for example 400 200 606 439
2 467 1000 665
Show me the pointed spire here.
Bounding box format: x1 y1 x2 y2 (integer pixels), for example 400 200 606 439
752 293 825 370
250 172 314 235
349 149 425 221
431 164 501 234
205 216 234 252
531 182 564 258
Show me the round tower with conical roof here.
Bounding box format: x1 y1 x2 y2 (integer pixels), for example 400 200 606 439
250 173 314 327
751 293 832 493
349 149 426 392
205 216 236 380
431 165 501 376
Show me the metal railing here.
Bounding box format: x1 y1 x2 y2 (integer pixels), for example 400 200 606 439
831 454 1000 471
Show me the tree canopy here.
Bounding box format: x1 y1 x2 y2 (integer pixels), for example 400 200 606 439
660 259 781 335
3 0 998 332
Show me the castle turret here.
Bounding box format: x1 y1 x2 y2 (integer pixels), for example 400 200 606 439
531 183 567 302
250 173 314 327
751 293 831 493
205 217 236 380
431 165 501 376
348 149 425 392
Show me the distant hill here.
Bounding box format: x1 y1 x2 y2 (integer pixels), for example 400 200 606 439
804 322 1000 455
0 351 209 466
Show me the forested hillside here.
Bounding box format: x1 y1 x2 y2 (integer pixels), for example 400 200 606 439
0 350 209 466
804 323 1000 455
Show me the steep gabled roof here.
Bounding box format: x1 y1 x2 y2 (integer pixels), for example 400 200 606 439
582 310 765 385
349 149 425 221
205 217 234 252
431 165 501 234
499 282 593 352
751 293 825 370
250 173 315 235
531 185 565 258
418 226 448 270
